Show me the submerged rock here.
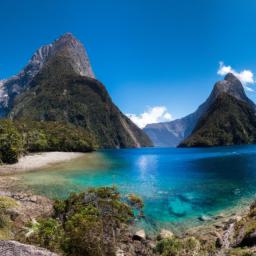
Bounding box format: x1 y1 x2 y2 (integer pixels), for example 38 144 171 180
198 215 212 221
215 213 225 220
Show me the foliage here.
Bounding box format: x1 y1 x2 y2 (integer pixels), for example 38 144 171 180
0 119 96 164
0 120 23 163
179 93 256 147
127 193 144 209
156 237 201 256
0 196 17 210
0 196 17 239
9 55 152 148
16 120 96 152
24 187 137 256
26 218 64 253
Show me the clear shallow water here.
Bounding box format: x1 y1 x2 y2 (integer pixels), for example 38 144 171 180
18 146 256 232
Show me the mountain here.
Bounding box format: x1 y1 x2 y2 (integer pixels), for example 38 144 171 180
0 33 94 117
144 73 256 147
179 93 256 147
2 33 152 149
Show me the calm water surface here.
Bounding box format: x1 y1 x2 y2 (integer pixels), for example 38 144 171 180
18 146 256 232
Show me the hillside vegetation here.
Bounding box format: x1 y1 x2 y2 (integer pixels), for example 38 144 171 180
179 93 256 147
0 119 95 164
9 55 152 149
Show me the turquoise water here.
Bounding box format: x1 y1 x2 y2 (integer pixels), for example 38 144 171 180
19 146 256 232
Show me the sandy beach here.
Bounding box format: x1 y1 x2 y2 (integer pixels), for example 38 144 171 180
0 152 85 175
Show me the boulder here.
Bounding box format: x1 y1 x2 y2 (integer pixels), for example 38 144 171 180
116 248 125 256
238 230 256 247
133 229 146 241
159 229 174 239
0 240 58 256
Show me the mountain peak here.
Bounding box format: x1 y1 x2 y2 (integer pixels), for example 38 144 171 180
144 73 256 147
59 32 75 39
224 72 239 82
179 92 256 148
0 33 95 116
27 32 94 78
54 32 81 48
49 33 95 78
211 73 246 103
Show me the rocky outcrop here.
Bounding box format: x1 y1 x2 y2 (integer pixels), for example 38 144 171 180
0 240 58 256
0 190 53 234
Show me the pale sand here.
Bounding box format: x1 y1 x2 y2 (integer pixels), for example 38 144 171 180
0 152 85 175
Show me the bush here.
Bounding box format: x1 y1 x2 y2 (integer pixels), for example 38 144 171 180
26 218 64 253
25 187 137 256
64 210 104 256
156 237 201 256
0 120 24 163
0 196 18 239
127 194 144 209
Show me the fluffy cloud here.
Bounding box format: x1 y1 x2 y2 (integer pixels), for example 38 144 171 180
126 106 173 128
217 62 254 91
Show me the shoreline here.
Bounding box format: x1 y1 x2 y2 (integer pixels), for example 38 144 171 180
0 152 86 175
0 150 251 232
0 155 254 255
0 151 251 230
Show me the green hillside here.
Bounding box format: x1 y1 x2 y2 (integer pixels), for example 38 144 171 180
179 93 256 147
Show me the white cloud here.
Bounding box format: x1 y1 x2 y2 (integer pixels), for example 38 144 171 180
217 62 255 91
126 106 173 128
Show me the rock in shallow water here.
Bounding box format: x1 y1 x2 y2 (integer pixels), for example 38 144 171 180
198 215 212 221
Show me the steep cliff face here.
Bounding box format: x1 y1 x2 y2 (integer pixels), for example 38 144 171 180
6 34 152 148
0 33 94 116
179 93 256 147
144 73 256 147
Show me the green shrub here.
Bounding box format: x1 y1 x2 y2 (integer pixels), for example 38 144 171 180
27 218 64 253
0 196 18 239
156 237 201 256
25 187 137 256
64 211 104 256
0 120 24 163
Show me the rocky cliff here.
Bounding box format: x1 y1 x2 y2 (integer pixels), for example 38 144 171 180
144 73 256 147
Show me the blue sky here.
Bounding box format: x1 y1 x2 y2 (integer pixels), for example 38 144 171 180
1 0 256 127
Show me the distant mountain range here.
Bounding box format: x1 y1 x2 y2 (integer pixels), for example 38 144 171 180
0 33 152 149
144 73 256 147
